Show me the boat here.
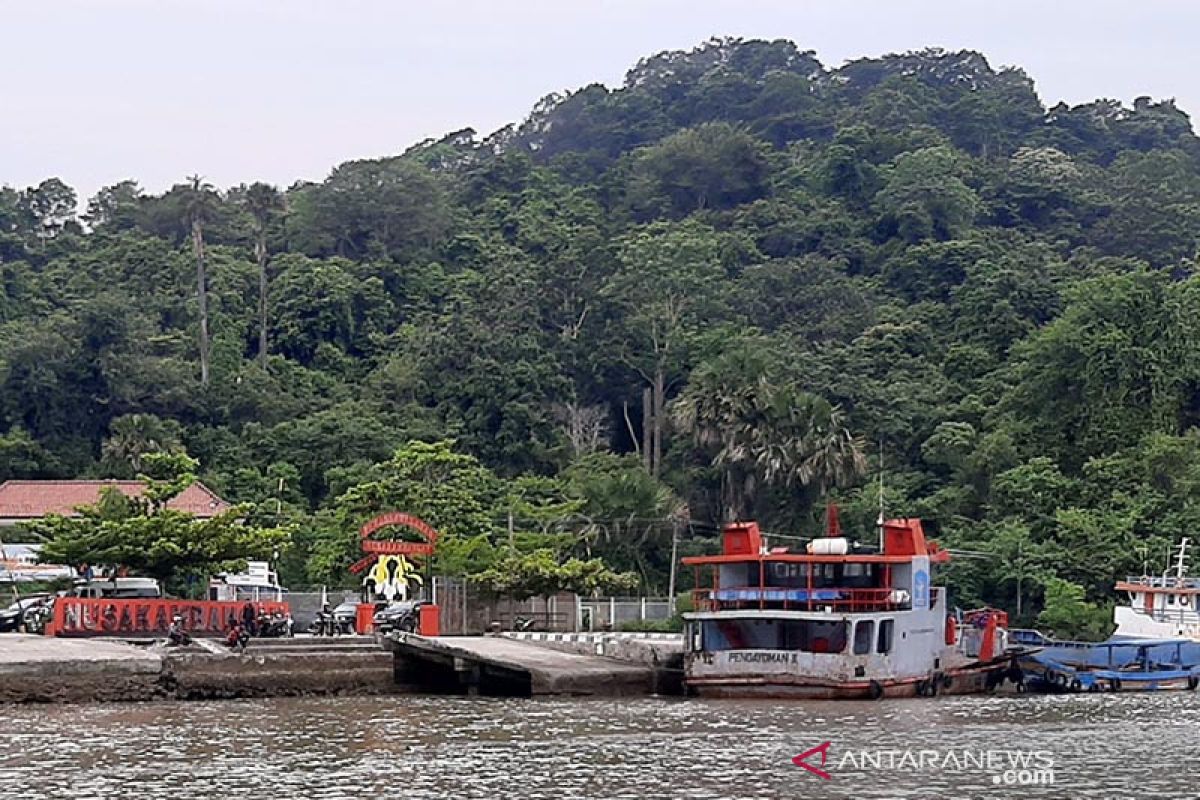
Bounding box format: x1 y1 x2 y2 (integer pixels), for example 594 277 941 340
680 512 1024 699
1112 538 1200 640
1012 630 1200 693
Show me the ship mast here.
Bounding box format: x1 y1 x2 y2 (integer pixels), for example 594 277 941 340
1175 538 1191 580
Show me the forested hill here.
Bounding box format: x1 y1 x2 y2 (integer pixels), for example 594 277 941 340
3 38 1199 630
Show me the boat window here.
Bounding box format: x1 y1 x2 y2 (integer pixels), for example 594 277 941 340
701 619 847 653
1168 595 1176 605
877 619 894 654
853 620 874 655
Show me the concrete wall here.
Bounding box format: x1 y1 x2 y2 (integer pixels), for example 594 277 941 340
287 590 359 629
164 650 396 699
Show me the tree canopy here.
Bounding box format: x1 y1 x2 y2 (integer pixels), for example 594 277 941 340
4 38 1200 635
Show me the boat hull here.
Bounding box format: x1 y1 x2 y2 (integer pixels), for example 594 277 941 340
687 661 1015 700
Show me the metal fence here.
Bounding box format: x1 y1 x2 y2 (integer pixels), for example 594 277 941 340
579 597 673 630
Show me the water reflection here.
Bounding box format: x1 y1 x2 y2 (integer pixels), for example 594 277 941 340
1 692 1197 799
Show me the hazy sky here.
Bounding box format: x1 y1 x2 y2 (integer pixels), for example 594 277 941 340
3 1 1197 204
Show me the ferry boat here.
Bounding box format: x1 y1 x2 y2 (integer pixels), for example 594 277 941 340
1113 539 1200 640
681 513 1021 699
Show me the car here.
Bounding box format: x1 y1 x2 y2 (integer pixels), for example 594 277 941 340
0 595 52 633
372 601 425 634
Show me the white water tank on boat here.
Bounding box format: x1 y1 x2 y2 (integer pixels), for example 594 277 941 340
808 537 849 555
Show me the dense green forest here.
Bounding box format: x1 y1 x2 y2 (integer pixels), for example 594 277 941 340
3 39 1199 633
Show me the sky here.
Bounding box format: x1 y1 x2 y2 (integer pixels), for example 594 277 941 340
2 0 1198 205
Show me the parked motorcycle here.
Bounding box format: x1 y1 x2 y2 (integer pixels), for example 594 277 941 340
307 601 357 636
22 600 55 635
256 612 293 638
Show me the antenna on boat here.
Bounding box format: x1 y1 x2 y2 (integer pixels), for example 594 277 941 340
1176 538 1191 580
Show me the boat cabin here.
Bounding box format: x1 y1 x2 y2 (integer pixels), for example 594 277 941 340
684 519 947 616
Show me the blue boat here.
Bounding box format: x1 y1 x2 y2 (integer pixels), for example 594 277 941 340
1011 629 1200 693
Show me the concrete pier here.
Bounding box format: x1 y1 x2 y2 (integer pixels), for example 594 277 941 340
0 634 397 703
385 633 663 696
2 631 682 702
0 635 164 702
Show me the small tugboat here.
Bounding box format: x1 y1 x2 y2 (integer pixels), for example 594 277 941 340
681 511 1023 699
1113 539 1200 640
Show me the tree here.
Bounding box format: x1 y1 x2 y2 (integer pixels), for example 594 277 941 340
242 182 284 367
603 219 726 475
100 414 184 476
34 453 291 595
85 181 143 231
470 548 637 601
1036 576 1112 641
308 440 503 583
623 123 771 219
287 157 451 261
20 178 78 247
181 176 220 386
672 345 866 520
875 146 981 241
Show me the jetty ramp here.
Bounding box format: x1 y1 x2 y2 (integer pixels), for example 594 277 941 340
386 633 663 696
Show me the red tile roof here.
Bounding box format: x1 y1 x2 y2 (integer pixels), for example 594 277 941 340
0 480 232 519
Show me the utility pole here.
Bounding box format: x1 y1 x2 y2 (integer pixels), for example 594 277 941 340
667 510 687 616
0 530 18 603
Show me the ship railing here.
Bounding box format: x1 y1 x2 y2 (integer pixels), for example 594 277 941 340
1123 575 1200 589
1125 608 1200 623
691 586 909 613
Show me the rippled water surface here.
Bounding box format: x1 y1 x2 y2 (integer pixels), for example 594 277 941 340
2 692 1198 799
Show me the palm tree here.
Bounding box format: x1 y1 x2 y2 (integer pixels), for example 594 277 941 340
182 176 219 386
674 358 867 520
101 414 183 476
671 364 763 520
242 182 283 367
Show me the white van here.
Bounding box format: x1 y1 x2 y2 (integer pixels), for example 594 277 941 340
71 576 162 599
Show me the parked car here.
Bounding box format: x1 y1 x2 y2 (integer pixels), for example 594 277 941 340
372 601 425 634
0 594 52 633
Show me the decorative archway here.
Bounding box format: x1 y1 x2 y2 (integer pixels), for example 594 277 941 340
349 512 439 575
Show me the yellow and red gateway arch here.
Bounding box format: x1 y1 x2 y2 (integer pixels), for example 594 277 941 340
348 512 442 635
348 512 439 576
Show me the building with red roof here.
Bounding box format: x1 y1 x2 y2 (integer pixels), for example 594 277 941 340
0 480 231 526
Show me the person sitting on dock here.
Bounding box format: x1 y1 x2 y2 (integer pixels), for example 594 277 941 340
226 621 250 652
166 615 191 647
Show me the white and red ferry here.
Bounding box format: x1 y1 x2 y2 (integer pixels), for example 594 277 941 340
681 512 1020 699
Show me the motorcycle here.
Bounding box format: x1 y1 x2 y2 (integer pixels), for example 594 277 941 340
256 613 293 638
307 610 349 636
22 601 54 635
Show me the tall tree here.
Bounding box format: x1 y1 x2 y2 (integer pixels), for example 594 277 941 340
603 220 726 475
182 176 219 386
242 182 284 367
